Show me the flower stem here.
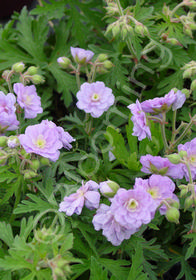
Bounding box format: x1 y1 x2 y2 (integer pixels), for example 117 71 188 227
171 110 177 143
160 113 169 151
170 2 185 17
76 65 81 90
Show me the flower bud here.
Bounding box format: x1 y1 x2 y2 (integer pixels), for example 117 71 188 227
183 68 193 79
31 159 40 170
20 149 31 159
166 207 180 224
31 74 45 84
180 188 188 197
170 200 180 209
167 154 181 164
191 80 196 91
40 157 50 166
181 88 190 98
167 38 181 46
2 70 11 80
99 180 120 198
184 196 194 209
12 62 25 73
0 136 7 147
112 24 120 37
54 267 64 277
27 66 38 75
184 27 193 37
57 57 71 69
158 166 169 176
24 170 38 180
179 150 187 158
97 54 108 62
103 60 113 69
135 24 148 37
7 136 19 148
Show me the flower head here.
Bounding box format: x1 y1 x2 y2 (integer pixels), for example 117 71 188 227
140 154 184 179
92 204 137 246
76 82 115 118
141 90 176 113
0 92 19 131
70 47 94 64
178 138 196 181
13 83 43 119
18 120 63 161
59 180 100 216
128 100 151 141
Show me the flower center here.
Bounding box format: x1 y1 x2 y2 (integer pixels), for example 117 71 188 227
189 155 196 165
91 93 100 102
148 188 159 199
24 95 32 106
126 198 138 211
34 135 46 149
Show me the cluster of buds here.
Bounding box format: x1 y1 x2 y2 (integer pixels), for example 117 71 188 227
2 62 45 85
182 61 196 91
183 0 196 8
180 12 196 37
0 136 20 165
105 1 119 17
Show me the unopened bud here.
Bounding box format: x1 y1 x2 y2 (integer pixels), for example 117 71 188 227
180 188 188 197
100 180 120 198
20 149 31 159
183 27 193 37
179 150 187 158
191 80 196 91
183 69 193 79
7 136 19 148
24 170 38 180
135 24 148 37
12 62 25 73
0 136 7 147
31 74 44 84
184 196 194 209
170 200 180 209
97 54 108 62
112 24 120 37
40 157 50 166
2 70 11 80
54 267 64 277
27 66 38 75
167 38 181 46
166 207 180 223
181 88 190 98
167 154 181 164
103 60 113 69
57 57 71 69
31 159 40 170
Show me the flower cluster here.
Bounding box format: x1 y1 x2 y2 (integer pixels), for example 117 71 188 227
19 120 75 161
128 89 186 141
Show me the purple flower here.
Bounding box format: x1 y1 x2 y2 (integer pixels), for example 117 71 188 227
18 120 63 161
13 83 43 119
172 90 186 111
178 138 196 181
127 100 151 141
92 204 137 246
140 154 184 179
110 188 156 230
141 90 176 113
134 175 176 212
0 92 19 131
59 180 100 216
70 47 94 64
76 82 115 118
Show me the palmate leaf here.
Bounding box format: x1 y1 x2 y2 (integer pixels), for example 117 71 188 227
30 0 65 20
183 233 196 260
0 222 14 247
90 257 109 280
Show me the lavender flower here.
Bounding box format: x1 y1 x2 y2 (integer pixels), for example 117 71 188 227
127 100 151 141
92 204 137 246
110 188 156 230
18 121 63 161
134 175 176 212
172 90 186 111
141 90 176 113
140 154 184 179
0 92 19 131
70 47 94 64
76 82 115 118
13 83 43 119
59 180 100 216
178 138 196 181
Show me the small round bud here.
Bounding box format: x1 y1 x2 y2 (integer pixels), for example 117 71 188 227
191 80 196 91
179 150 187 158
167 154 181 164
57 57 71 69
40 157 50 166
97 54 108 62
31 74 45 84
31 159 40 170
183 69 192 79
184 27 193 37
167 38 181 46
180 188 188 197
103 60 113 69
100 180 120 198
166 207 180 224
181 88 190 98
27 66 38 75
20 149 31 159
0 136 7 147
12 62 25 73
170 200 180 209
184 196 194 209
112 24 120 37
24 170 38 180
7 136 19 148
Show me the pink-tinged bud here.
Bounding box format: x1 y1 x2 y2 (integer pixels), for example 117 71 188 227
166 207 180 224
57 57 71 69
12 62 25 73
99 180 120 198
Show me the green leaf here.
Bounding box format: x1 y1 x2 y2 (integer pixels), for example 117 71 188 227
90 257 109 280
127 152 141 171
0 222 14 247
126 118 138 154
